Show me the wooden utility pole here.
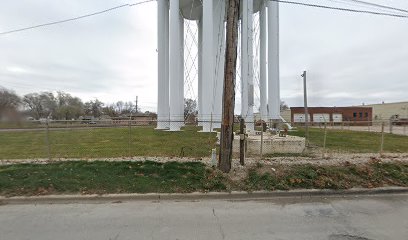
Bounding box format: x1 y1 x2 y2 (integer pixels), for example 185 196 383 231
219 0 240 173
239 118 245 166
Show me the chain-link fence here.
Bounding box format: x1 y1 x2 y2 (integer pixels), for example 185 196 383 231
241 119 408 159
1 118 408 161
312 119 408 136
0 119 218 160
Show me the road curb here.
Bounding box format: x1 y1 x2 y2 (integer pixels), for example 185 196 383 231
1 187 408 205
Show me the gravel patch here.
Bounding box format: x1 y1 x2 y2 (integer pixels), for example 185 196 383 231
1 153 408 168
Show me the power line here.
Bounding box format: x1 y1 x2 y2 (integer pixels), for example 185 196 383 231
271 0 408 19
343 0 408 14
324 0 403 15
0 0 155 36
1 0 406 37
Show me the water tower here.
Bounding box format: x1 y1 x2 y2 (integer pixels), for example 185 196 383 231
156 0 280 132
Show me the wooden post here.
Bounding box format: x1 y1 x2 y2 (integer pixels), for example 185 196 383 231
219 0 240 173
239 118 245 166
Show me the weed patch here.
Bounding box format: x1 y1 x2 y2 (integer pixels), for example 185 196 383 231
242 162 408 191
1 160 407 196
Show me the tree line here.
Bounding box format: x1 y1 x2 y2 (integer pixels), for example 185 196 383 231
1 86 287 121
0 86 144 120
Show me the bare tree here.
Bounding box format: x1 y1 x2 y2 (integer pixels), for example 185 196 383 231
280 101 289 111
102 104 119 117
115 101 124 114
0 87 21 119
122 101 135 115
84 99 104 118
184 98 197 118
23 92 57 119
55 91 84 120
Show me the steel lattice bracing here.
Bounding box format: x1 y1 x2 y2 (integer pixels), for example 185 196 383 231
156 0 280 132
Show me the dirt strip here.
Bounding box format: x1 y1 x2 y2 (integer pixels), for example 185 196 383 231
1 153 408 167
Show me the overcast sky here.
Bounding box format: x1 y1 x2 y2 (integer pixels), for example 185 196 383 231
0 0 407 112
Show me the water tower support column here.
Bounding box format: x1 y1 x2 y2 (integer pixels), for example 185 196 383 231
268 0 281 122
201 0 214 132
212 0 226 130
259 2 268 121
241 0 254 131
197 18 203 127
156 0 170 129
169 0 184 131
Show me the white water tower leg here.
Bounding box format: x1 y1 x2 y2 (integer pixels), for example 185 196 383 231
212 0 226 130
241 0 254 131
156 0 170 129
197 18 203 127
268 0 281 121
259 2 268 121
201 0 214 132
169 0 184 131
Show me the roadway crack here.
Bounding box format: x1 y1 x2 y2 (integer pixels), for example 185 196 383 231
329 234 372 240
212 208 225 240
109 233 120 240
329 202 371 240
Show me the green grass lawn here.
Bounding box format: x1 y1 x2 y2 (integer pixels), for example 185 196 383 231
0 126 217 159
1 125 408 160
0 161 226 196
288 128 408 153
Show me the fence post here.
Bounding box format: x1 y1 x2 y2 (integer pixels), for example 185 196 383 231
128 116 132 157
322 122 327 158
240 118 245 166
380 121 385 156
389 119 393 134
367 120 370 132
210 113 213 132
45 118 51 161
260 123 263 159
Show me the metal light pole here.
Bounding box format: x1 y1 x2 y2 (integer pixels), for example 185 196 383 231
302 71 309 146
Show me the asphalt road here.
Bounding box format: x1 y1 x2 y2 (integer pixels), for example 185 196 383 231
1 194 407 240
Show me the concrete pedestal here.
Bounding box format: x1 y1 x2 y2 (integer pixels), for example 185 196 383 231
232 133 305 156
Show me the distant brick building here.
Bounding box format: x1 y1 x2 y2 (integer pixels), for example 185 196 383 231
290 107 372 125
